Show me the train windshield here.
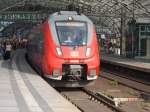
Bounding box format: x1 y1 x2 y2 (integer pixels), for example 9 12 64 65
56 22 87 46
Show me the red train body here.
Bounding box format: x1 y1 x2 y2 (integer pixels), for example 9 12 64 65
27 11 100 87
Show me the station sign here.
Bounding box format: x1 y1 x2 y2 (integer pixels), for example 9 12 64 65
0 12 48 22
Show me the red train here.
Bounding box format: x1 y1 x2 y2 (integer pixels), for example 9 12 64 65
26 11 100 87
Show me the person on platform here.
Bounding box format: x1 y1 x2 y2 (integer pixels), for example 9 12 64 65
4 41 12 60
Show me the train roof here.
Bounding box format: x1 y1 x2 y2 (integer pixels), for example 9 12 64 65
54 11 78 15
49 11 92 23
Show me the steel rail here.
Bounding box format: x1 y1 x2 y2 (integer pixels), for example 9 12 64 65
82 88 125 112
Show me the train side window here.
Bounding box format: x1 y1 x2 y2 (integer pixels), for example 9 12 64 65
29 34 36 53
37 33 44 53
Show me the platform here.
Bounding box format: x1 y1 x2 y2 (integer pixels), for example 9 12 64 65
0 49 81 112
101 54 150 73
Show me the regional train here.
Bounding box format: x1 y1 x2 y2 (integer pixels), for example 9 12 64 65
26 11 100 87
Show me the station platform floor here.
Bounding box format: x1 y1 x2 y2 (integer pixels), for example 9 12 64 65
0 50 81 112
101 54 150 73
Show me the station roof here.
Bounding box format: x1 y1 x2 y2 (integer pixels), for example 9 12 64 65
0 0 149 17
0 0 150 34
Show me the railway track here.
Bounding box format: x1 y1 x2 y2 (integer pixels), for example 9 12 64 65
56 67 150 112
101 67 150 94
48 66 149 112
102 69 150 86
82 88 125 112
101 62 150 86
56 87 125 112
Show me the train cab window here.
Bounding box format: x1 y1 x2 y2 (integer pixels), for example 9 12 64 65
56 22 87 46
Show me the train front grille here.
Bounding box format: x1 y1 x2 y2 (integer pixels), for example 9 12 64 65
62 64 87 81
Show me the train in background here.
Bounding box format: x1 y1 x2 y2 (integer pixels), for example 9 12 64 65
26 11 100 87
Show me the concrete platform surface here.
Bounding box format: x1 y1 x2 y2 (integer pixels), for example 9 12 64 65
101 55 150 73
0 49 81 112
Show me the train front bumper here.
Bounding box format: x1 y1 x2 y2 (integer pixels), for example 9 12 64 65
45 54 100 81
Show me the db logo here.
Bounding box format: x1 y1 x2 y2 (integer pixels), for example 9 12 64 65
70 51 79 57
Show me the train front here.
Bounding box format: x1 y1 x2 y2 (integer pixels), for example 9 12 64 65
43 11 100 87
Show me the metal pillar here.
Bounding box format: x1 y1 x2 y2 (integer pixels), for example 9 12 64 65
138 25 141 56
130 19 136 57
132 0 135 57
147 38 150 57
120 5 127 56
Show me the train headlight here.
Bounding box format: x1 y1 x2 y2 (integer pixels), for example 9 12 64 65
89 69 96 77
87 69 97 80
86 48 91 57
53 69 60 77
56 47 62 56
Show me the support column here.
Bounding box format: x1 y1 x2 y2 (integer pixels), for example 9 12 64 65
147 38 150 57
120 5 127 56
